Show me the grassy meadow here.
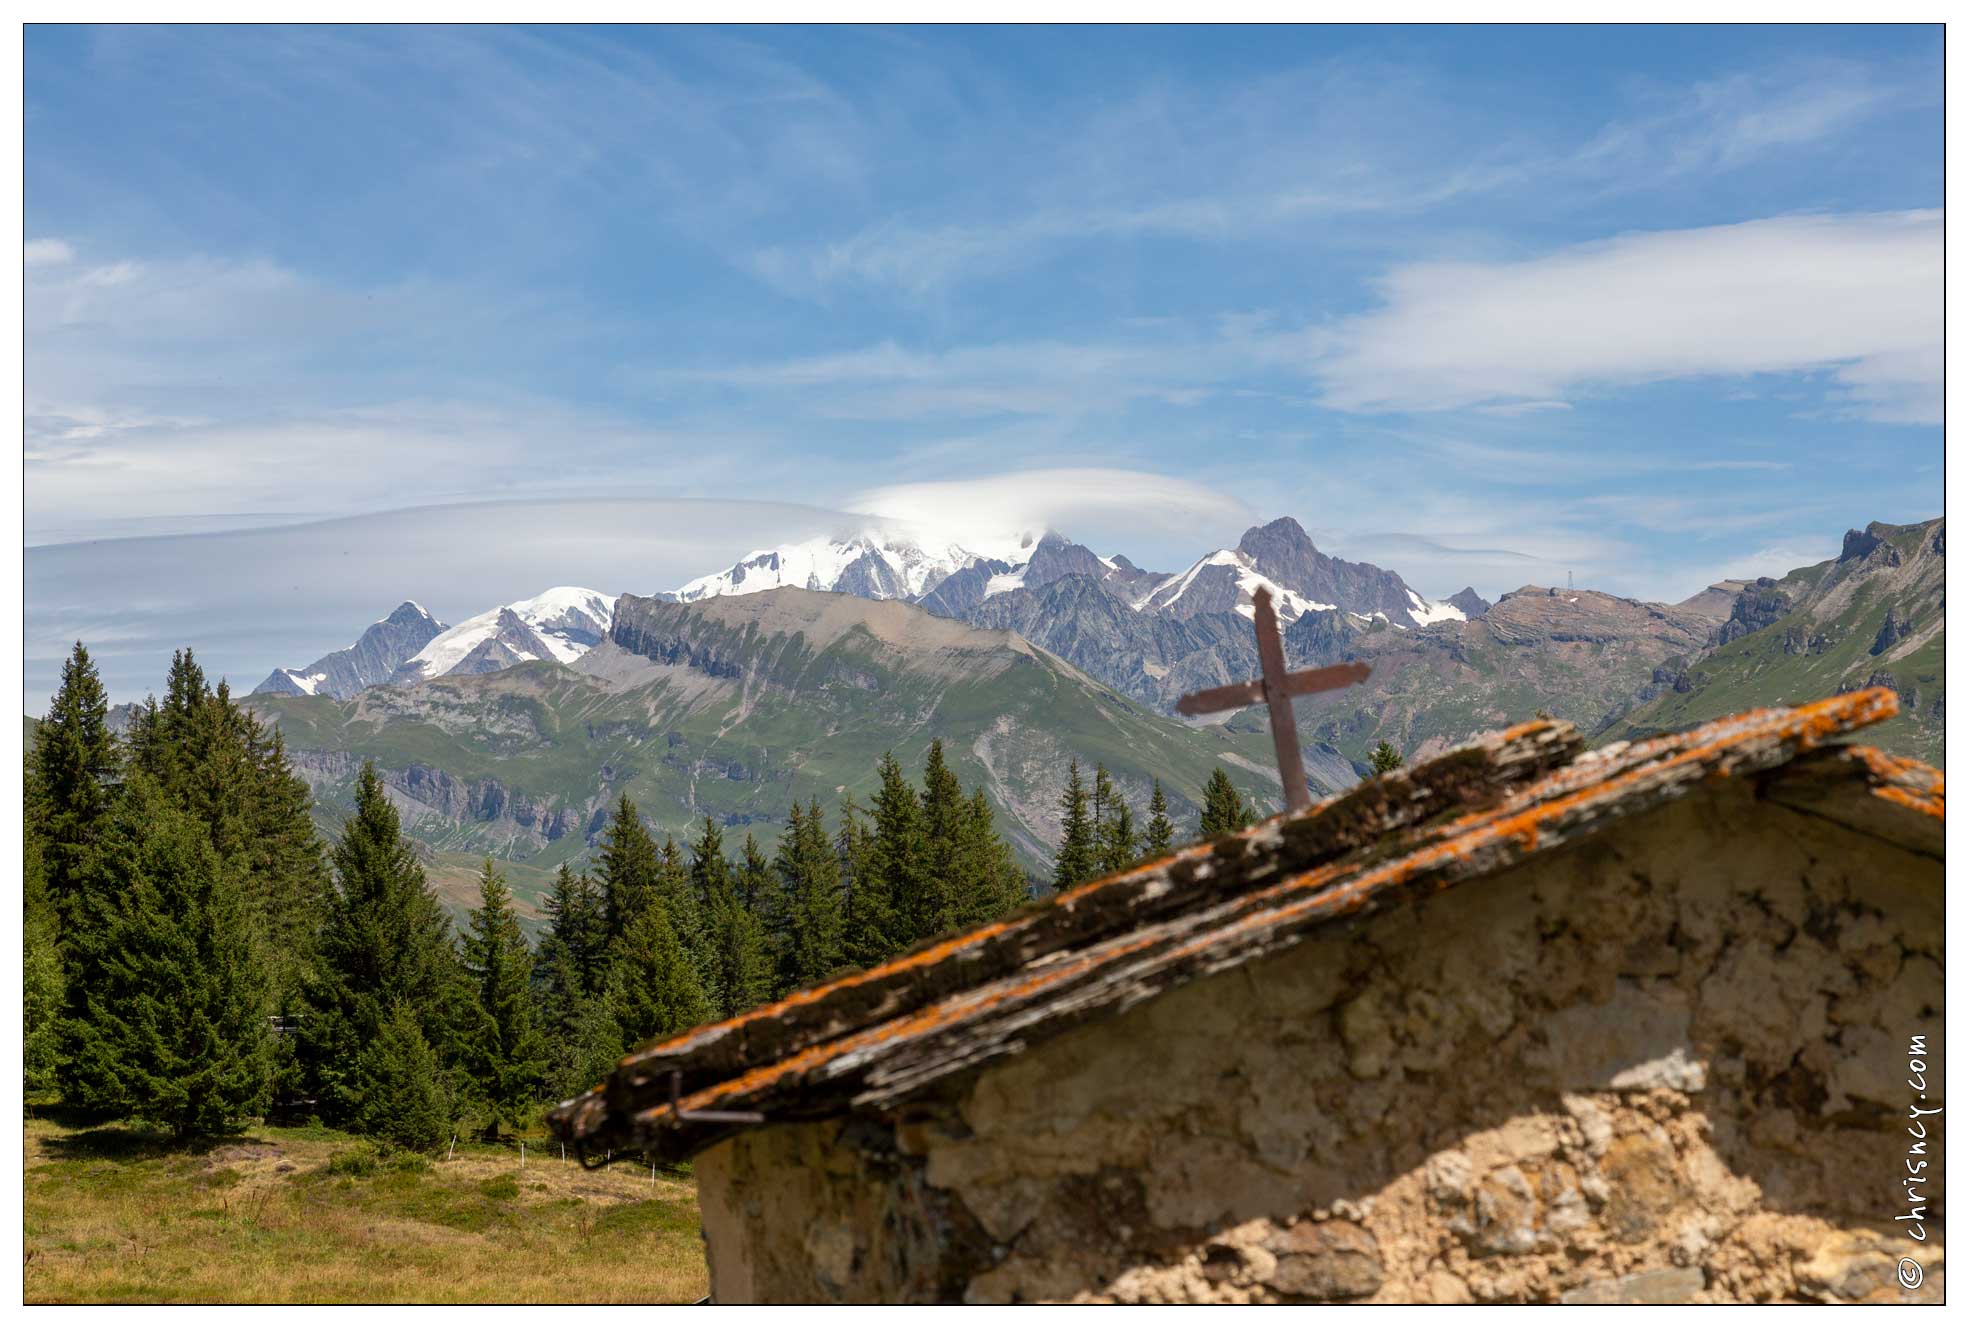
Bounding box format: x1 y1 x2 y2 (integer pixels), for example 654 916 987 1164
23 1109 708 1304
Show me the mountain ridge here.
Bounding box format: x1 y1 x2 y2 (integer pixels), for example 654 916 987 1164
246 586 1321 885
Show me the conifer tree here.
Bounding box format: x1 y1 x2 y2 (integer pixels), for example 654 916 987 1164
535 864 607 1031
655 834 711 986
735 834 772 913
596 795 660 942
608 898 712 1049
707 888 773 1020
869 753 930 944
837 796 896 969
1199 768 1256 839
1100 796 1138 874
1051 759 1099 891
1368 741 1404 776
1144 780 1176 857
916 740 967 938
688 815 732 916
299 762 459 1131
773 799 846 991
956 789 1029 923
1091 764 1116 841
534 865 621 1102
24 838 65 1097
59 778 270 1137
240 725 331 1010
356 1002 450 1150
693 816 771 1018
30 641 120 927
555 983 629 1102
461 860 547 1133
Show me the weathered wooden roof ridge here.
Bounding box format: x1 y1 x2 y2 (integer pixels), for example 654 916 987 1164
548 687 1940 1164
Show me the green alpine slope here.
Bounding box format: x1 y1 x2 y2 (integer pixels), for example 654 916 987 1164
1278 585 1718 768
1604 518 1943 766
247 588 1311 904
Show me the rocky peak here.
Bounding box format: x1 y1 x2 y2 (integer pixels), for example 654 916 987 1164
1839 525 1898 564
1447 587 1491 619
1236 516 1320 570
252 597 448 699
1233 516 1426 627
1023 532 1109 589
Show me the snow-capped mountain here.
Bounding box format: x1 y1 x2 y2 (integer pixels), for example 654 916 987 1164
673 530 1016 605
392 587 617 684
1134 518 1465 629
668 518 1465 632
253 601 447 700
252 518 1471 710
1134 548 1337 622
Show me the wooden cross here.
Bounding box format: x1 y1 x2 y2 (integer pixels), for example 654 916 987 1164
1175 585 1370 814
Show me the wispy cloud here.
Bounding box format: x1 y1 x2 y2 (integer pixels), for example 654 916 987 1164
25 237 73 265
750 55 1922 301
1315 211 1941 423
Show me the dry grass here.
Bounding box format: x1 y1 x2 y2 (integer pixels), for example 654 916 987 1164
23 1113 709 1304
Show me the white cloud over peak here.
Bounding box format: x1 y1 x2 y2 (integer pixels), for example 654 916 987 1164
1316 210 1941 423
847 468 1252 557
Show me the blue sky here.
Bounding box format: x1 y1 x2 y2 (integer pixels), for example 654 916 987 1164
24 24 1944 700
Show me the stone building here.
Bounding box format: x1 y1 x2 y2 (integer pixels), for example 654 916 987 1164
550 688 1944 1304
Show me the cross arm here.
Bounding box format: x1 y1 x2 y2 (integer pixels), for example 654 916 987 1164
1174 660 1372 717
1279 660 1372 698
1174 679 1264 716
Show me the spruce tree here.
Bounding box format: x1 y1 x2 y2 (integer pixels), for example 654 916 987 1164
735 834 772 913
356 1002 450 1150
688 816 732 919
1091 764 1116 842
24 837 65 1097
916 740 966 938
694 817 771 1019
869 753 930 945
956 789 1029 923
535 865 621 1102
1199 768 1256 839
655 834 711 989
1100 796 1138 874
1051 759 1099 891
837 796 896 969
1144 780 1177 857
1369 741 1404 776
461 860 547 1133
30 641 120 928
596 795 660 942
557 981 629 1101
535 864 607 1039
298 762 459 1131
58 778 271 1137
608 898 713 1049
240 725 331 1012
707 889 773 1020
774 799 846 991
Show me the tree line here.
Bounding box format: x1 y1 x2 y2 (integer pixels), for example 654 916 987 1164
24 641 1373 1148
24 643 1034 1146
1050 760 1259 889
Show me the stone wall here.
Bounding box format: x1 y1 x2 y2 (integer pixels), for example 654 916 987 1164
695 781 1944 1303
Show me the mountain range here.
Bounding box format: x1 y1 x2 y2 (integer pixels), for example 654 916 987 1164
236 511 1942 915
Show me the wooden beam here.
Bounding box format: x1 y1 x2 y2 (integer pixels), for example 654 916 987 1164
1251 587 1312 813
